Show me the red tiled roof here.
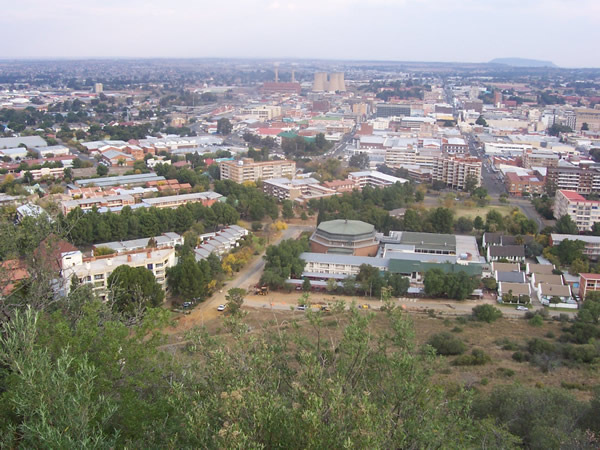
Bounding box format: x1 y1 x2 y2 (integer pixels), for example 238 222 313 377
580 273 600 280
558 190 586 201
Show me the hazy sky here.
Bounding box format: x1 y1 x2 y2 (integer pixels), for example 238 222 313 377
1 0 598 67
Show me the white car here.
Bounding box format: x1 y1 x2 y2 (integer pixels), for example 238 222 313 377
516 306 528 311
217 304 226 312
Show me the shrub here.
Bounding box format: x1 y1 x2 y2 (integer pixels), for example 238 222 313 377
455 316 468 325
529 315 544 327
545 331 556 339
512 351 527 362
452 348 491 366
494 337 519 351
496 367 515 377
527 338 556 355
472 304 503 323
480 377 489 386
251 222 263 232
451 326 463 333
427 332 466 356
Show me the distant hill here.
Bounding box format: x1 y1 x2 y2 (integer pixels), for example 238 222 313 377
489 58 558 68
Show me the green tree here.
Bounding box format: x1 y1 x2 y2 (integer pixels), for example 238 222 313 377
96 164 108 176
302 277 311 292
455 216 473 233
554 215 578 234
282 200 294 219
166 254 211 300
464 173 479 193
579 291 600 324
473 215 484 230
551 239 585 265
581 122 589 131
428 207 454 234
107 265 164 316
217 118 233 135
475 116 488 127
424 268 446 297
569 258 588 276
481 277 497 291
348 153 370 169
472 304 502 323
428 332 466 355
387 273 410 296
225 287 246 315
326 277 337 293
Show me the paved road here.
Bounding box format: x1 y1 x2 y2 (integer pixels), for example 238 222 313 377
169 224 314 333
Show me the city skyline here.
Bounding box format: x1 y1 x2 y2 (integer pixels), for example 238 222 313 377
1 0 598 68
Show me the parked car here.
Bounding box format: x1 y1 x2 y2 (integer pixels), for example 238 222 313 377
182 302 192 308
297 305 308 311
217 304 226 311
360 304 370 310
516 306 528 311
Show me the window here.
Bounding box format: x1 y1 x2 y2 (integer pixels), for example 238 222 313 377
147 263 154 270
94 274 104 280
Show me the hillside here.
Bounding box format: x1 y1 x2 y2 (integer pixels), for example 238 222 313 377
489 57 558 68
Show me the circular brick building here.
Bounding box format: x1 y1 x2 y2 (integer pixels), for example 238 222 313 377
310 219 378 256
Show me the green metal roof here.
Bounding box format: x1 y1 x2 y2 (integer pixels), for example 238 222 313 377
317 219 375 236
388 259 483 276
399 232 456 252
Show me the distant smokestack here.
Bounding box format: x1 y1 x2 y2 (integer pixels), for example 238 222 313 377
274 63 279 83
291 69 295 83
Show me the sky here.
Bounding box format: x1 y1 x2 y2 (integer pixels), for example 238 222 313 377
0 0 598 68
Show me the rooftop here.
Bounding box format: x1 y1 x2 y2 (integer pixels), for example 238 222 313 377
316 219 375 237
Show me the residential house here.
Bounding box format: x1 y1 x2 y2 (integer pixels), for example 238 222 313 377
498 282 531 303
487 245 525 262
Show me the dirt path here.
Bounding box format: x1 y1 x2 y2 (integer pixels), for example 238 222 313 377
165 224 314 334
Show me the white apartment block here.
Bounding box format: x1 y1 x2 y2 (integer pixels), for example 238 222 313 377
219 158 296 183
348 170 408 188
433 156 481 190
554 189 600 232
62 247 177 297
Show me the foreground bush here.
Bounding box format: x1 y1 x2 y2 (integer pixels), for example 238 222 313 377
472 304 502 323
427 332 466 355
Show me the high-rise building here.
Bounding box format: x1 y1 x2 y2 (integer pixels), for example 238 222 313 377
375 104 411 118
312 72 345 92
219 158 296 183
575 107 600 132
94 83 103 94
554 189 600 232
546 166 600 194
433 156 481 190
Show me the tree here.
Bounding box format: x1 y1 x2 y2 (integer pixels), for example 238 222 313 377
423 268 446 297
464 173 479 193
166 254 211 300
579 291 600 324
282 200 294 219
473 216 484 230
427 332 466 355
429 207 454 234
96 164 108 176
225 287 245 316
326 278 337 293
472 304 502 323
475 116 488 127
455 217 473 233
302 277 311 292
348 153 369 170
554 215 578 235
387 273 409 296
107 265 164 317
481 277 497 291
581 122 589 131
569 258 588 276
217 118 232 135
551 239 585 265
592 222 600 236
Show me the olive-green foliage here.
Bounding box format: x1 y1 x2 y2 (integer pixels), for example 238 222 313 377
452 348 491 366
472 304 503 323
473 385 597 450
0 301 520 448
427 332 466 355
107 265 164 316
260 236 309 289
424 268 478 300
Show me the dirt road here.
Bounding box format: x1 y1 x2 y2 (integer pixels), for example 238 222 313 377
167 224 314 333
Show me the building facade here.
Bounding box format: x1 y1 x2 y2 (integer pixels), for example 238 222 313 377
219 158 296 183
432 156 481 190
546 166 600 194
554 190 600 232
310 219 379 256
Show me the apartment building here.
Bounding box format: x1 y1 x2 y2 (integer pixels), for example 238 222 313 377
262 177 335 202
141 191 222 209
505 172 545 197
550 233 600 260
375 104 411 118
219 158 296 183
554 189 600 232
546 166 600 194
432 156 481 190
522 149 559 169
62 247 177 297
93 232 183 254
347 170 408 188
62 194 136 215
579 273 600 299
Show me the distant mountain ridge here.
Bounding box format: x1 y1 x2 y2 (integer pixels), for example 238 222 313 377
489 57 557 68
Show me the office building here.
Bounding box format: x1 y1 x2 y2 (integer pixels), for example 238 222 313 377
579 273 600 299
575 107 600 132
93 233 183 254
550 234 600 260
554 190 600 232
240 105 282 121
522 149 559 169
505 172 545 197
262 177 336 202
375 104 411 118
219 158 296 183
432 156 481 190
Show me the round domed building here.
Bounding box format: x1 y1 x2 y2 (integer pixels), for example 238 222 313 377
309 219 379 256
